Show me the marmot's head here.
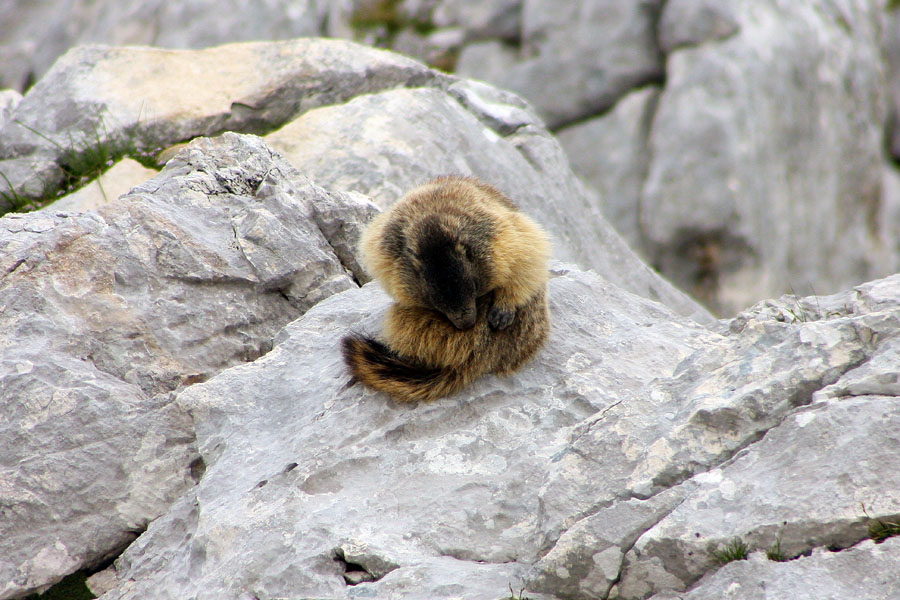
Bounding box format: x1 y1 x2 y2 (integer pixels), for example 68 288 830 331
406 214 493 330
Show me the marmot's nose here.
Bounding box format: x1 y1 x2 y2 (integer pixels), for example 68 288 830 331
450 309 477 330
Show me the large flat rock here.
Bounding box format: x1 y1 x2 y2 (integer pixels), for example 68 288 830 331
0 39 440 205
97 265 716 600
91 270 900 600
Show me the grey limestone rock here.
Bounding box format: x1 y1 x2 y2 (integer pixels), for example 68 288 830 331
0 350 197 600
265 79 714 325
457 0 665 129
0 36 712 325
92 268 900 600
96 264 716 600
641 0 892 315
616 395 900 598
0 132 376 599
646 537 900 600
0 39 440 206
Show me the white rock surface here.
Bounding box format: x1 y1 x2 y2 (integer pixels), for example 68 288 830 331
556 86 660 254
96 265 717 600
642 0 892 314
85 268 900 600
647 538 900 600
457 0 664 128
0 133 377 599
1 14 898 600
618 395 900 598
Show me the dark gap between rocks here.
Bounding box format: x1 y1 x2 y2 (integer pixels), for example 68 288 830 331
333 549 378 586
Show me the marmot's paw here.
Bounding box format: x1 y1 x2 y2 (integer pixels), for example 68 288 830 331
488 305 515 330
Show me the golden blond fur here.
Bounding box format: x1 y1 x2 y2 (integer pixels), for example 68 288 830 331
342 176 550 402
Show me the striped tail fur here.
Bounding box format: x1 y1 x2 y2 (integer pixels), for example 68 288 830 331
341 334 470 403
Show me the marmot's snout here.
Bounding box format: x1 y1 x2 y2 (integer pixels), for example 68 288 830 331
445 304 477 330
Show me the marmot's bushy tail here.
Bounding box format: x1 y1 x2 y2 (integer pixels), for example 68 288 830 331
341 335 470 403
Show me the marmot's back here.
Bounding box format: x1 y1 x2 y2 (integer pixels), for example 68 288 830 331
343 176 551 402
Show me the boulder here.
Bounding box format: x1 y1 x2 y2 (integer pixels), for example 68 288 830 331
0 39 441 206
456 0 665 128
642 0 893 315
264 78 714 325
91 269 900 600
0 133 377 599
2 133 368 397
0 351 198 600
0 0 326 91
96 264 717 600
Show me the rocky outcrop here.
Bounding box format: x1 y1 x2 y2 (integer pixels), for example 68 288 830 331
0 39 711 325
0 36 721 598
639 0 893 315
4 1 899 315
557 0 898 315
94 264 715 600
83 267 900 600
1 11 898 600
0 133 376 598
0 39 440 209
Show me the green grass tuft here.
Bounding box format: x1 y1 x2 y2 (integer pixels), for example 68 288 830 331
765 537 786 562
24 571 95 600
708 537 750 565
766 521 788 561
868 517 900 543
2 115 163 213
861 503 900 543
500 583 532 600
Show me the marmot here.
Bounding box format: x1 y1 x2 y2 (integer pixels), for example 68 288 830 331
341 176 551 402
